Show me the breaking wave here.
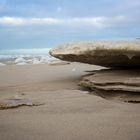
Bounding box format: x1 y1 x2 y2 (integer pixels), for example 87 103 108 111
0 48 60 66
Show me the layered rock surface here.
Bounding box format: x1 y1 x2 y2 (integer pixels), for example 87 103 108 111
80 69 140 102
50 41 140 67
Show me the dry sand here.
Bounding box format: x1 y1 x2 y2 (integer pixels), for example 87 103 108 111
0 63 140 140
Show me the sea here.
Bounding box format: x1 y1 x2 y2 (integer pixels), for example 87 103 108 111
0 48 59 66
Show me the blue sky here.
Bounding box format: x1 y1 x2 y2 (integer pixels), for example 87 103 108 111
0 0 140 50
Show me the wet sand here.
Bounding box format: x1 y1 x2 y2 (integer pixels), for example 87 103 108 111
0 63 140 140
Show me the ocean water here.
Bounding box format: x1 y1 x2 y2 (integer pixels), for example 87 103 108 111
0 48 59 66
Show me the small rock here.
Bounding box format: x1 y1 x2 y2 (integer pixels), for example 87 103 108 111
0 98 44 109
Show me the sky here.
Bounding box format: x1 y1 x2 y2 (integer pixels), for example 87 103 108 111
0 0 140 51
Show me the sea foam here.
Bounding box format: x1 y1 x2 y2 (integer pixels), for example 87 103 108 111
0 48 59 66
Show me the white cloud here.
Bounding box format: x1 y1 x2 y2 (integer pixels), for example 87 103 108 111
0 16 128 28
0 17 62 26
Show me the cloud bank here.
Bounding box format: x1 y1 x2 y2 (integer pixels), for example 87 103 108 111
0 16 128 29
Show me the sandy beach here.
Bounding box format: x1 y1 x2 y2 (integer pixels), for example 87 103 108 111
0 63 140 140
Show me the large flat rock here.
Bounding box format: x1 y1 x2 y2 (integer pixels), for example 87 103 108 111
50 41 140 67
